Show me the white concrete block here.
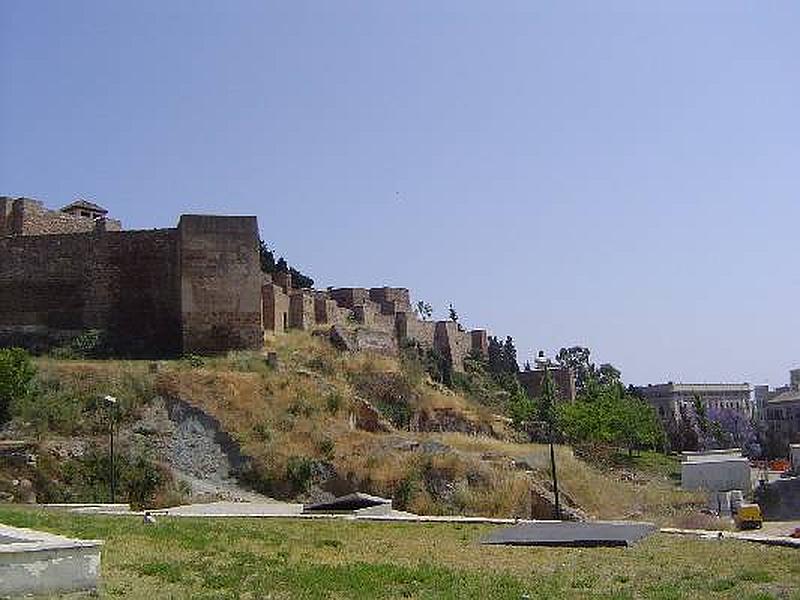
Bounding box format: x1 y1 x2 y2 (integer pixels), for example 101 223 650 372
681 457 751 492
0 524 102 596
790 444 800 474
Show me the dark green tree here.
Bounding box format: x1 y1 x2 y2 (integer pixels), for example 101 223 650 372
502 336 519 374
258 238 314 289
276 257 288 273
596 363 622 387
487 336 504 375
415 301 433 321
448 303 459 323
258 239 276 273
538 367 558 426
556 346 593 393
289 267 314 289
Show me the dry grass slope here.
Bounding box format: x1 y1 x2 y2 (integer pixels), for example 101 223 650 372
19 331 703 521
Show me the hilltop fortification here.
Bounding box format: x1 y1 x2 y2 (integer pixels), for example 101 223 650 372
0 197 488 370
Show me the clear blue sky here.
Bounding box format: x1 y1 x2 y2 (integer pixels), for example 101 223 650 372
2 1 798 387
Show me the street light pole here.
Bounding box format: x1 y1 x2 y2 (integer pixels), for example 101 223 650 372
536 351 561 521
104 395 117 504
545 363 562 521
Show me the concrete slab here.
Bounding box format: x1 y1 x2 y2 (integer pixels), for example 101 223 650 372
0 523 103 596
39 502 132 514
164 500 303 517
661 527 800 549
482 521 657 548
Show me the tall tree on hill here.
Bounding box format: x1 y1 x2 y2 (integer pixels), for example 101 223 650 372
487 336 504 374
275 257 288 273
556 346 593 393
502 336 519 373
258 238 314 289
258 239 276 273
596 363 622 387
289 267 314 289
487 336 520 376
415 301 433 321
448 303 459 324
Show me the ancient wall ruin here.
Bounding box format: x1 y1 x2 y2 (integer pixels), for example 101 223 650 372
262 282 289 333
0 197 121 237
179 215 263 353
1 196 501 372
0 228 181 354
0 204 262 356
262 278 490 371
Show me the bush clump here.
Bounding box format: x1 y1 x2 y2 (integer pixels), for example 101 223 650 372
0 347 36 426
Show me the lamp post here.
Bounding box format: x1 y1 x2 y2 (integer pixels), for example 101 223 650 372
103 395 117 504
536 351 562 520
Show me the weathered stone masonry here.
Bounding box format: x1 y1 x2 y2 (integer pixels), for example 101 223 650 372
1 197 121 236
0 226 181 354
0 197 491 370
179 215 263 353
259 273 490 371
0 199 259 356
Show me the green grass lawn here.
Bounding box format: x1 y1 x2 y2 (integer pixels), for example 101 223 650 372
1 506 798 600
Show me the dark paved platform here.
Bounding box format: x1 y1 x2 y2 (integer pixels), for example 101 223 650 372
303 492 391 513
482 521 657 547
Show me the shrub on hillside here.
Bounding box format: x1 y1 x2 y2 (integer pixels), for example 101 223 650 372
399 340 452 387
34 450 181 509
286 456 314 493
49 330 111 360
452 350 531 425
10 362 155 438
0 347 36 426
325 391 343 415
317 437 335 460
350 372 415 429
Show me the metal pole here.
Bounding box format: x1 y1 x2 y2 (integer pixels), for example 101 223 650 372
545 364 562 520
549 420 561 520
109 409 115 504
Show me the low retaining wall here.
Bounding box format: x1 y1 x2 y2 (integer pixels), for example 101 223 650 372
0 524 103 596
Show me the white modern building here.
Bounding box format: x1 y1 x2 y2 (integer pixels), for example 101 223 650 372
634 382 753 423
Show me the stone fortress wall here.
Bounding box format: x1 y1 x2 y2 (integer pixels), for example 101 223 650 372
179 215 263 353
0 197 121 237
0 224 182 354
0 196 490 371
0 198 260 356
262 277 489 371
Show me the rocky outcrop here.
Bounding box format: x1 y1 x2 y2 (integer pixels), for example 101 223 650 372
329 325 397 354
349 398 393 433
411 408 494 436
130 397 252 498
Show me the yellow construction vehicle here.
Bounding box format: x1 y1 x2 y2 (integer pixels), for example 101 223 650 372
733 503 763 530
